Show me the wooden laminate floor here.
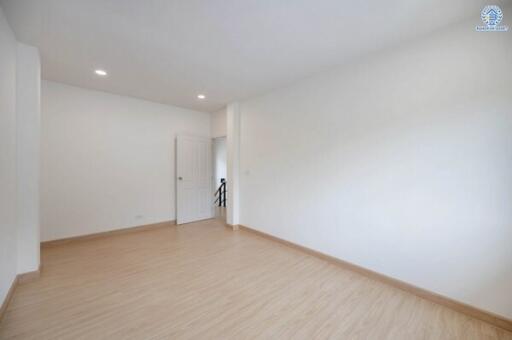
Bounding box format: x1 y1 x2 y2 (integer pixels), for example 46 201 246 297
1 219 511 339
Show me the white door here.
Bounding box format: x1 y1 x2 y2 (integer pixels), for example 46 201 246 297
176 135 213 224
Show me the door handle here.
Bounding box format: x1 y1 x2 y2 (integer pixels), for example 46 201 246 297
178 177 183 180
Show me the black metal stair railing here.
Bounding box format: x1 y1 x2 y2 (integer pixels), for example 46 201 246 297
214 178 226 207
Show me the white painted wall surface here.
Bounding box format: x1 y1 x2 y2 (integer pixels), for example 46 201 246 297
213 137 227 187
238 22 512 318
16 43 41 274
0 5 18 304
41 81 210 241
226 103 240 226
211 107 227 138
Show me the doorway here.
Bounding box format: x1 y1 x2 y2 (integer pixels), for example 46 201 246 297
213 136 227 221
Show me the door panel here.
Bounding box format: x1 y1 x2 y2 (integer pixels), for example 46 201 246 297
176 135 213 224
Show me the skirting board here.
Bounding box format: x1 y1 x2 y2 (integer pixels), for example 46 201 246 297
41 220 177 248
0 276 17 324
18 266 41 284
237 224 512 332
0 265 41 323
226 223 240 231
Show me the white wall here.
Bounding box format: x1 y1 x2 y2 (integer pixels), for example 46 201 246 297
0 5 18 304
238 21 512 318
16 43 41 274
41 81 210 241
211 107 227 138
213 137 227 187
227 103 241 226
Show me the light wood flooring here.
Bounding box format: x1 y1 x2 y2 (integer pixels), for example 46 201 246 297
1 218 511 339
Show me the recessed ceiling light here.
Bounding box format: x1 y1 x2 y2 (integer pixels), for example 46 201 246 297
197 94 206 99
95 69 107 76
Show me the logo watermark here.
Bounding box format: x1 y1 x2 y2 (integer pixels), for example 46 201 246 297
476 5 508 31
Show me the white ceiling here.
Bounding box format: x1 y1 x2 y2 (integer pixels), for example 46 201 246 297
0 0 497 112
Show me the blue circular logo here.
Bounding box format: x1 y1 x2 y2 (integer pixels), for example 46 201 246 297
481 5 503 26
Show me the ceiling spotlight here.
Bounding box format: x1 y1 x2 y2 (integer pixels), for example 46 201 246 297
197 94 206 99
95 69 107 76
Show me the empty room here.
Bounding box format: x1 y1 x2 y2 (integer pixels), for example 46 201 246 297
0 0 511 339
